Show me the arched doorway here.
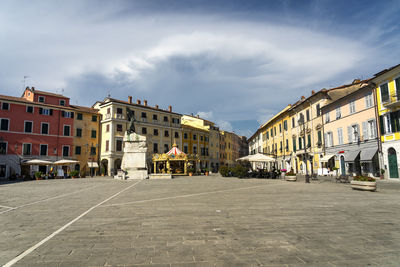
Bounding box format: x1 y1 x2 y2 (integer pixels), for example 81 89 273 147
114 158 122 172
388 148 399 178
340 156 345 175
101 159 108 176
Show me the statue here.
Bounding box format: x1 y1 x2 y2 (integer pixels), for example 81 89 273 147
126 108 136 134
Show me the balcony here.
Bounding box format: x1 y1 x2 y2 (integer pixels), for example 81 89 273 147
382 93 400 108
115 113 125 120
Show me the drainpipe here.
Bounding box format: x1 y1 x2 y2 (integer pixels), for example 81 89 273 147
372 83 384 178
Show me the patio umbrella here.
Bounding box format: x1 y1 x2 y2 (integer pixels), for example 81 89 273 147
24 159 53 165
53 159 79 165
248 153 275 163
236 155 252 161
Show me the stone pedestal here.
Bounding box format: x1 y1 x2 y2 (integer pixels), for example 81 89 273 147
119 132 148 180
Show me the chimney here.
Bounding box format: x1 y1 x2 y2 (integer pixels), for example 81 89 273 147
168 105 172 112
128 96 132 104
155 104 159 109
311 90 315 95
301 96 305 100
144 100 148 106
137 99 141 105
31 87 35 91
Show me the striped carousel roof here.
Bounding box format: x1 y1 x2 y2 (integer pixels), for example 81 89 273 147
166 144 185 156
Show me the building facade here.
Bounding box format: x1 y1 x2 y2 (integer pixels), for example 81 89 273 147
373 64 400 179
94 97 182 176
321 82 379 177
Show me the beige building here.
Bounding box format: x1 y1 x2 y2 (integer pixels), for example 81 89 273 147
321 80 379 177
93 97 182 176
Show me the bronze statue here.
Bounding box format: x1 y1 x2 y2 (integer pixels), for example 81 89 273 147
126 108 136 134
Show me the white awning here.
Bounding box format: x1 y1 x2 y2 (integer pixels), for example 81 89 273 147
88 162 99 168
320 154 335 163
360 148 378 162
344 151 360 162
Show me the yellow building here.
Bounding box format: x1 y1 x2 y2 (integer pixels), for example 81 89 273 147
93 97 182 176
181 124 209 170
71 105 100 176
372 64 400 179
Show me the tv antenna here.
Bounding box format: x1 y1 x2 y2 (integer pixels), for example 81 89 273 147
22 76 30 89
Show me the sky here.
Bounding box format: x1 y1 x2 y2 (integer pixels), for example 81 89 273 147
1 0 400 137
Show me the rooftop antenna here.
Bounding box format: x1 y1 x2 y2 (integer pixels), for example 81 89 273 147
61 88 64 95
22 76 30 89
107 90 111 98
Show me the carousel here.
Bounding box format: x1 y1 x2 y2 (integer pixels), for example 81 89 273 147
152 143 200 175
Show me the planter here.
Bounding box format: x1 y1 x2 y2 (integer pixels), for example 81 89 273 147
350 180 377 191
281 172 286 179
205 171 209 176
285 176 296 182
188 172 193 177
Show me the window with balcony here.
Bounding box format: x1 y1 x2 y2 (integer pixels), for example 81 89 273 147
39 108 53 116
61 111 74 118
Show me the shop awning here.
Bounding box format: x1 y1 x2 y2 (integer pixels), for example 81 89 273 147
88 162 99 168
344 151 360 162
320 154 335 163
360 148 378 162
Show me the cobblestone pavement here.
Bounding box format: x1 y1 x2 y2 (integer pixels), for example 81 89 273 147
1 175 400 266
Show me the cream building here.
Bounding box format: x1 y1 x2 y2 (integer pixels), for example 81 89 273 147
93 97 182 176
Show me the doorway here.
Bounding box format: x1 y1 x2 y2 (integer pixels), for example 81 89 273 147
340 156 345 175
388 147 399 178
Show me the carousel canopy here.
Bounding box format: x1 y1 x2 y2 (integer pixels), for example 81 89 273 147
166 145 185 156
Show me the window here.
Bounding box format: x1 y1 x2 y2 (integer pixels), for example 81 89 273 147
316 104 321 116
279 141 282 152
325 112 330 123
362 93 372 108
62 146 70 157
105 140 109 151
76 128 82 137
0 142 7 154
107 108 111 114
116 108 123 114
91 130 96 138
164 144 169 153
164 130 169 137
116 140 123 152
175 132 179 138
298 137 303 150
183 145 188 154
184 133 188 139
200 135 203 141
306 110 310 121
279 124 282 133
266 131 269 139
106 124 110 132
24 121 33 133
26 106 33 113
292 137 296 152
63 125 70 136
326 132 333 147
172 118 180 124
23 143 31 155
283 120 287 131
142 127 147 134
274 127 276 135
153 143 158 153
61 111 74 118
153 114 158 120
141 112 147 118
317 131 322 145
92 115 97 122
337 128 343 145
348 124 360 143
38 108 53 116
193 134 197 140
307 134 311 148
285 139 289 150
38 96 45 103
2 102 9 110
1 119 9 131
59 100 65 106
336 107 341 119
380 83 389 103
349 100 356 114
292 117 295 127
193 146 197 154
90 147 96 155
270 128 273 137
38 144 48 156
365 120 377 139
163 116 168 122
75 146 81 155
117 124 123 132
77 113 83 120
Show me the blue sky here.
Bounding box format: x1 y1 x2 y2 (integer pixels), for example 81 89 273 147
0 0 399 137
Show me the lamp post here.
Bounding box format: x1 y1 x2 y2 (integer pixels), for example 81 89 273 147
298 115 310 183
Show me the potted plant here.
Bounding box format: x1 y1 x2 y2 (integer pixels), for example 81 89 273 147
70 170 79 179
187 167 194 176
35 171 43 180
380 169 385 180
285 170 296 181
351 175 377 191
280 169 287 179
204 168 209 176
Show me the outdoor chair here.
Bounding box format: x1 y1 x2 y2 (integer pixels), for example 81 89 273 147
311 173 318 180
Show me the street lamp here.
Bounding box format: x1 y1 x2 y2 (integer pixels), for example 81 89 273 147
298 115 310 183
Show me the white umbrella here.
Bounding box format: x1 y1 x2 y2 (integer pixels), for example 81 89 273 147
248 153 275 163
24 159 53 165
236 155 252 161
53 159 79 165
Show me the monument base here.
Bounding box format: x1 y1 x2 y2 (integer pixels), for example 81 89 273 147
120 132 149 180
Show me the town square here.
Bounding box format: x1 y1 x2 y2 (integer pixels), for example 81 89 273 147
1 0 400 266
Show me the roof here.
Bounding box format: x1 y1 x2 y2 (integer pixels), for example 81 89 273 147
70 105 99 114
23 87 67 98
96 97 182 116
181 124 209 133
182 114 214 125
373 63 400 78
